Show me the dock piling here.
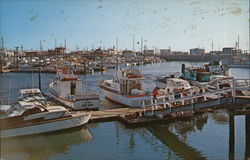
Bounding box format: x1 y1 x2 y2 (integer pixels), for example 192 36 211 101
163 97 167 108
142 100 146 114
231 79 236 103
190 88 194 108
217 82 221 104
151 97 154 114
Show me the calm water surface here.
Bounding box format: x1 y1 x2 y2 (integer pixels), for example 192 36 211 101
0 61 249 160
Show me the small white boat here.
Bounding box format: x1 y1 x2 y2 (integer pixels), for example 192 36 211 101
204 61 223 75
17 88 47 105
49 69 100 110
156 78 192 94
99 67 152 107
0 105 91 139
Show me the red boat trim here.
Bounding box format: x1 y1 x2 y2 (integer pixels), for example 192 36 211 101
50 89 75 103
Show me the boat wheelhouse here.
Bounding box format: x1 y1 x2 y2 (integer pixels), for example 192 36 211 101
49 69 100 110
99 67 153 108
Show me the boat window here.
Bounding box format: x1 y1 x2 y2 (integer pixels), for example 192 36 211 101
176 81 184 86
63 111 71 117
104 82 111 87
71 82 76 95
22 107 42 117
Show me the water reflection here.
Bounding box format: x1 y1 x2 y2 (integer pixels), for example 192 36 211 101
245 114 250 159
211 109 229 124
148 125 205 160
147 113 209 160
1 127 92 160
145 109 249 160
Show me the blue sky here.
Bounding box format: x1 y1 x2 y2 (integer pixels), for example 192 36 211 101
0 0 249 52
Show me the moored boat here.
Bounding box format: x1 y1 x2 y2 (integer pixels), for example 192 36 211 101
49 69 100 110
0 105 91 138
99 67 153 107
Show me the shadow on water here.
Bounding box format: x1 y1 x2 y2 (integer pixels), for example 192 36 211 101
245 114 250 159
144 109 249 160
0 127 93 160
146 114 208 160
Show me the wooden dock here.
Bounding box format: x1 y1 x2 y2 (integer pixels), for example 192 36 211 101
85 79 250 126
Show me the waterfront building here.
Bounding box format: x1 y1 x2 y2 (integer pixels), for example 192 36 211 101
190 48 205 55
0 48 14 57
222 47 241 54
143 49 155 56
160 49 171 55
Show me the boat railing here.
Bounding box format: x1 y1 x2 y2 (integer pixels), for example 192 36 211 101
141 78 250 113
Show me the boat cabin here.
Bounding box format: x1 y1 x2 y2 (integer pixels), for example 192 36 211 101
183 67 211 82
18 88 47 105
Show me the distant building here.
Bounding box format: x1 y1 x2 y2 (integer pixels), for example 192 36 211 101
25 51 38 57
160 49 171 55
190 48 205 55
143 49 154 56
222 47 238 54
55 47 66 54
209 51 223 55
0 48 14 57
171 51 188 55
48 47 66 55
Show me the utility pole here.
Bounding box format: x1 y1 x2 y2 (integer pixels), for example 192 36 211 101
133 34 135 51
212 41 213 52
64 39 67 50
55 38 57 48
237 35 240 50
14 46 19 69
116 37 118 53
40 40 42 51
1 36 3 49
141 38 143 54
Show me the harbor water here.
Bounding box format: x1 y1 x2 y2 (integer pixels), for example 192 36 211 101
0 61 249 160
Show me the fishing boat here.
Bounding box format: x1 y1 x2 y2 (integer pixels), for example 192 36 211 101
0 105 91 138
204 61 223 75
49 69 100 110
0 67 10 73
99 67 152 107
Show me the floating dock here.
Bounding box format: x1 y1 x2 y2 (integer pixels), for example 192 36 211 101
51 79 250 127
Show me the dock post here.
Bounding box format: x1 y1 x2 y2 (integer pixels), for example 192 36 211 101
244 79 248 88
190 88 194 109
38 67 42 91
229 115 235 160
163 96 166 108
168 95 172 112
151 97 154 114
154 99 157 110
231 79 236 103
142 100 146 114
245 114 250 159
203 88 207 101
180 93 184 105
217 82 221 104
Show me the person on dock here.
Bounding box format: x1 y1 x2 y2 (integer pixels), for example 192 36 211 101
153 87 159 100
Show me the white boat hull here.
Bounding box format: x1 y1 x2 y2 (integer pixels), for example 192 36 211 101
102 89 152 108
1 114 91 139
50 89 101 109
